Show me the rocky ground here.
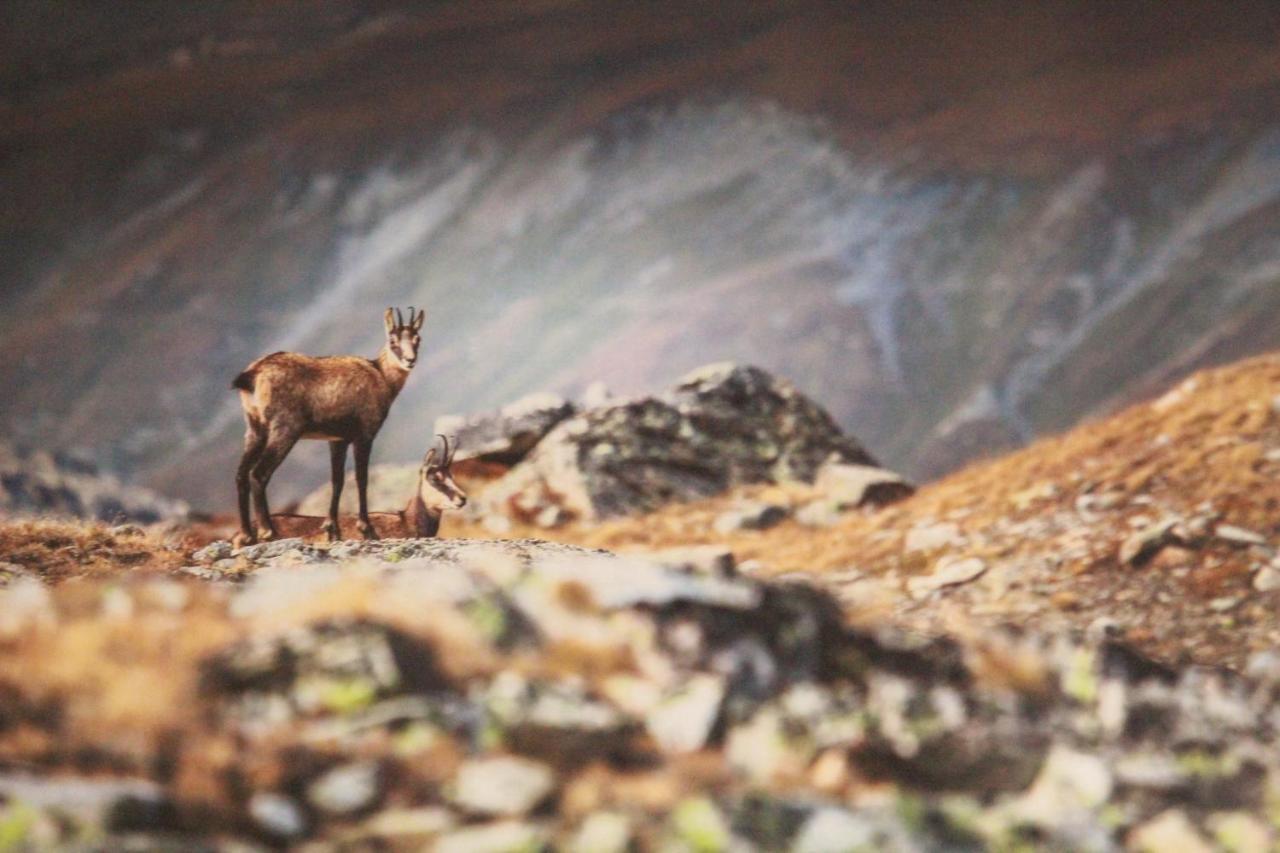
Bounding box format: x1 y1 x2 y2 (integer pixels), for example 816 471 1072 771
0 355 1278 849
1 537 1278 851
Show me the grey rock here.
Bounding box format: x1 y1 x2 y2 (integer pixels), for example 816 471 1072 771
1119 518 1182 565
248 792 308 839
1253 565 1280 593
193 540 233 563
1128 809 1213 853
306 760 382 816
646 674 726 754
714 501 790 533
904 522 963 553
795 500 843 528
435 391 577 465
360 806 457 840
449 756 555 817
109 523 146 538
1216 525 1268 547
435 820 548 853
791 808 880 853
484 363 877 522
635 545 737 577
815 462 914 509
236 538 308 561
569 811 632 853
906 556 987 599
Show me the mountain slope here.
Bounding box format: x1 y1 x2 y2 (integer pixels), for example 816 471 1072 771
445 352 1280 669
3 1 1280 508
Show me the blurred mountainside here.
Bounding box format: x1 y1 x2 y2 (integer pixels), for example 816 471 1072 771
3 0 1280 509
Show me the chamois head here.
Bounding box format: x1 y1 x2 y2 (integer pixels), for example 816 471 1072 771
419 434 467 511
383 306 425 371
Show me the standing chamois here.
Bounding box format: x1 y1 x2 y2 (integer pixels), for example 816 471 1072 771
232 307 424 546
265 435 466 541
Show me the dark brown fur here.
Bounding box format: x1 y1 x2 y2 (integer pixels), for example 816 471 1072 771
233 308 424 546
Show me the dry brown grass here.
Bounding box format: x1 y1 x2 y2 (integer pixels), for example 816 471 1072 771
0 518 185 583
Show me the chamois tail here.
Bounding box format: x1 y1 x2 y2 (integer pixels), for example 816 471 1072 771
231 369 256 393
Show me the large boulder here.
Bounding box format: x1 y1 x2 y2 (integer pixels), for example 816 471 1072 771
434 392 577 466
483 363 878 522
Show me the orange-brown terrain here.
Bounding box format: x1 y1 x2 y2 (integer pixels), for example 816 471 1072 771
1 354 1279 848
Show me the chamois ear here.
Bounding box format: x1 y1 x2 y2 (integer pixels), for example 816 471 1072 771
412 308 426 332
384 308 396 335
422 447 438 468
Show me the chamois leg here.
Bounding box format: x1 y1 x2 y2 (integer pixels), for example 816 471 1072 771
323 440 350 542
234 425 267 547
354 440 377 540
249 428 300 541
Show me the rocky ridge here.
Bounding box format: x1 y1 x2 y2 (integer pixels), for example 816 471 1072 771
0 537 1278 849
0 440 188 524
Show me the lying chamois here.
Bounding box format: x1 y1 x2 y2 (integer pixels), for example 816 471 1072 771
266 436 467 541
232 307 424 546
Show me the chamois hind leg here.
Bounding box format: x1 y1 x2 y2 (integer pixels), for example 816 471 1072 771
249 427 300 542
234 425 267 547
354 439 378 540
323 440 350 542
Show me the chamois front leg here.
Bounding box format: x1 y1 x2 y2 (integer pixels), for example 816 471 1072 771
323 440 350 541
234 426 267 548
354 440 377 540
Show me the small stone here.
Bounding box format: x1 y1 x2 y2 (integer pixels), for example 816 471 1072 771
1207 811 1273 853
435 820 547 853
1209 596 1241 612
714 502 789 534
449 756 555 817
1150 546 1196 570
635 545 736 577
569 811 632 853
645 674 726 754
904 522 962 553
1215 525 1267 547
906 556 987 599
809 749 851 793
1119 519 1180 565
248 792 308 840
1015 746 1112 828
814 463 914 509
795 500 843 528
671 798 731 853
360 806 456 841
792 808 877 853
1129 809 1213 853
726 710 794 783
1252 565 1280 593
110 523 146 538
306 760 381 816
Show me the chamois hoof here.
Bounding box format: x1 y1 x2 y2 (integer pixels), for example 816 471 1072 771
254 527 277 543
231 531 256 549
358 522 378 541
322 520 341 542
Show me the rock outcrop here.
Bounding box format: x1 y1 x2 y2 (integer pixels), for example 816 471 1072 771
0 441 187 523
434 392 577 466
484 363 880 523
